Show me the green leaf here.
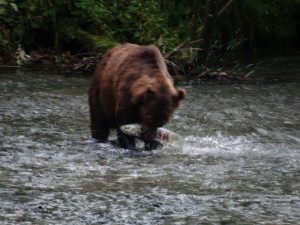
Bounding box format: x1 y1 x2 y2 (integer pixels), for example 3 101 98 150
0 8 5 15
30 21 40 29
10 3 18 12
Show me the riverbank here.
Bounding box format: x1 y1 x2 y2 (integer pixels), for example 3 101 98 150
1 48 299 84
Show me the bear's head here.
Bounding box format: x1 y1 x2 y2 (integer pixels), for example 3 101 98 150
132 76 186 129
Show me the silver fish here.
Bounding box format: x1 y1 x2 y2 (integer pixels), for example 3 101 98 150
120 124 182 148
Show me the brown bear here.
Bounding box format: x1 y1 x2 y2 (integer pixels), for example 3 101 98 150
88 43 186 150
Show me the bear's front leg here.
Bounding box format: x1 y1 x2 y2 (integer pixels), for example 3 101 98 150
140 127 161 151
144 140 161 151
116 106 138 150
117 128 136 150
89 105 110 142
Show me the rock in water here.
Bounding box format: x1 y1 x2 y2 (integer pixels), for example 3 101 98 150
120 124 182 148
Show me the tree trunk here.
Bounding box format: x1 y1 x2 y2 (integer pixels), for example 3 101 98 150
193 0 234 66
196 0 218 65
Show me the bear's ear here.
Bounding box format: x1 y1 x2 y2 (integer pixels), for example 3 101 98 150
173 88 186 101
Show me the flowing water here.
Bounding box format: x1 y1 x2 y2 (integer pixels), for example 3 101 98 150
0 64 299 224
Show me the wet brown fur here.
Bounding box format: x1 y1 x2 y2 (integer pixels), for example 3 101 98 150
88 43 186 150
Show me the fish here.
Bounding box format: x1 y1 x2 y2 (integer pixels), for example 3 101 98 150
120 123 182 148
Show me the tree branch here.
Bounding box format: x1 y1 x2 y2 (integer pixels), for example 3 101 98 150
164 38 191 59
217 0 234 17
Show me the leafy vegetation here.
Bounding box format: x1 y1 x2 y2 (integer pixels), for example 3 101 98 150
1 0 299 68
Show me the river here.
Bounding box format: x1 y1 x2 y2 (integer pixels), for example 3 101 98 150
0 62 299 224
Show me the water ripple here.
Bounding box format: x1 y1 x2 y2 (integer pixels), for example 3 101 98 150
0 71 299 224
